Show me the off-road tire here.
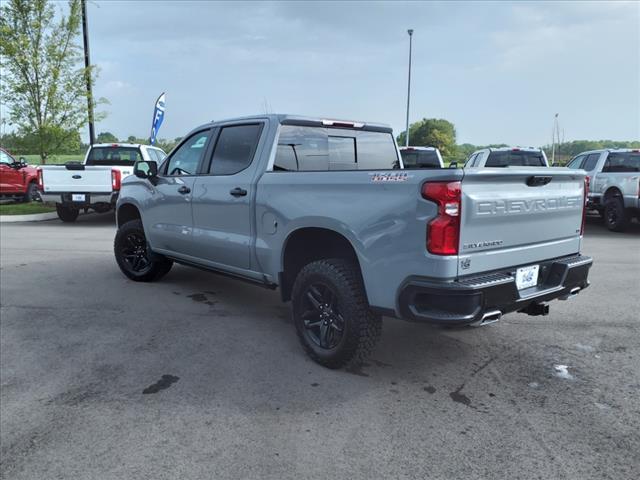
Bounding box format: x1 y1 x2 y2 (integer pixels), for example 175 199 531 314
604 197 629 232
291 258 382 369
56 204 79 222
114 219 173 282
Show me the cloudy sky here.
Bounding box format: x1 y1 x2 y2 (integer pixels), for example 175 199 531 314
86 0 639 146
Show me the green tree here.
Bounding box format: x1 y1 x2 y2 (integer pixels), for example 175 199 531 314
397 118 457 159
0 0 106 163
97 131 118 143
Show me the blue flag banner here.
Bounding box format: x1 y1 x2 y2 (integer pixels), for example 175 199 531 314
149 92 166 145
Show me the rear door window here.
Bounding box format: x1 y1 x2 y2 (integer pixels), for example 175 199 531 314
603 152 640 172
208 124 263 175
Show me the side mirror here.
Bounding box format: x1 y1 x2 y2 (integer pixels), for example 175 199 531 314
19 156 26 163
134 160 158 179
449 162 458 168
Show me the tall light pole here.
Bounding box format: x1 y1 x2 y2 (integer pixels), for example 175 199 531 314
405 29 414 147
81 0 95 145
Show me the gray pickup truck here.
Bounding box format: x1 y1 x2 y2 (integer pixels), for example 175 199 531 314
113 114 592 368
566 148 640 231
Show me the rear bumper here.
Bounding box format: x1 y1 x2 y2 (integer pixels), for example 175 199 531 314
397 254 592 326
39 192 117 206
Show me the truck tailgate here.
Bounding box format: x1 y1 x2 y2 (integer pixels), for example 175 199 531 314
459 168 586 276
41 166 113 193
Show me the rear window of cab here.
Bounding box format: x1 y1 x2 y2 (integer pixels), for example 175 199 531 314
485 151 546 167
273 125 399 171
86 147 143 166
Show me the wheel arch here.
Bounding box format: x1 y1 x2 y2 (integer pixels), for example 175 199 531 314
280 227 363 302
603 186 623 202
117 202 142 228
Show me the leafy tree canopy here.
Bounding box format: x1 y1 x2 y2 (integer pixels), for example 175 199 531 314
396 118 457 158
0 0 106 163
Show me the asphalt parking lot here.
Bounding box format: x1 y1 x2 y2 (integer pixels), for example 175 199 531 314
1 214 639 480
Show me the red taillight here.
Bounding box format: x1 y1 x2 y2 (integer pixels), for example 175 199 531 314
111 169 121 191
581 176 589 235
36 168 43 191
422 181 461 255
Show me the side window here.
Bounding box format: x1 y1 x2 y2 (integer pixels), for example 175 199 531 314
566 155 585 169
208 124 263 175
164 130 210 176
0 151 13 165
465 153 477 167
473 152 484 166
147 149 160 162
581 153 600 171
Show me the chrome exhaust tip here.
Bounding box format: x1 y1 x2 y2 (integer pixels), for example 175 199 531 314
471 310 502 327
559 286 581 301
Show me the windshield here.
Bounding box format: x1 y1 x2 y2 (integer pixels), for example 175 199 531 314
86 147 143 166
605 152 640 172
485 150 546 167
400 150 441 169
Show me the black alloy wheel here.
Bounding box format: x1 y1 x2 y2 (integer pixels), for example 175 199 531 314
120 231 152 275
301 282 345 349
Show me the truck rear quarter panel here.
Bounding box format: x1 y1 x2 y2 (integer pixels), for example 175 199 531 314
255 169 462 312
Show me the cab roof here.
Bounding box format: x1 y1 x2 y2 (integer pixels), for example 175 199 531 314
193 114 393 134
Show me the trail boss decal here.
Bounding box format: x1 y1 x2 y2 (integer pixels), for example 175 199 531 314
370 172 412 183
463 240 504 250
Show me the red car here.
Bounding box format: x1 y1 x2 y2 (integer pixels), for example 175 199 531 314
0 147 39 202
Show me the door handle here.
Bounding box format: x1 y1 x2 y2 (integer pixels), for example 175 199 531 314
230 187 247 197
177 185 191 194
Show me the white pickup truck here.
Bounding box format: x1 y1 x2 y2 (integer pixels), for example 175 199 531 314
38 143 167 222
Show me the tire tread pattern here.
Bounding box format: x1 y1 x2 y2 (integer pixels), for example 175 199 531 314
292 258 382 369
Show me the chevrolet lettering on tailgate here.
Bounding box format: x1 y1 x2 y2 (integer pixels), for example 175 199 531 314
476 196 582 216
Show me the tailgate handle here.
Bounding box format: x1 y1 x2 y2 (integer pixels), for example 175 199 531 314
527 176 552 187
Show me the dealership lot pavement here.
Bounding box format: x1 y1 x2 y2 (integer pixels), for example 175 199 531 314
1 214 639 480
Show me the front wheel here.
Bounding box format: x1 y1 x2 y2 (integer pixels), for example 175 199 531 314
114 219 173 282
604 197 629 232
56 204 79 222
291 258 382 369
23 182 38 202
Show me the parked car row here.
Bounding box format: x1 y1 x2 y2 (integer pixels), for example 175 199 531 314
109 114 592 368
398 143 638 232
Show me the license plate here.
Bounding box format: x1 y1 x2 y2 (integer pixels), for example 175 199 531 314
71 194 86 202
516 265 539 290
